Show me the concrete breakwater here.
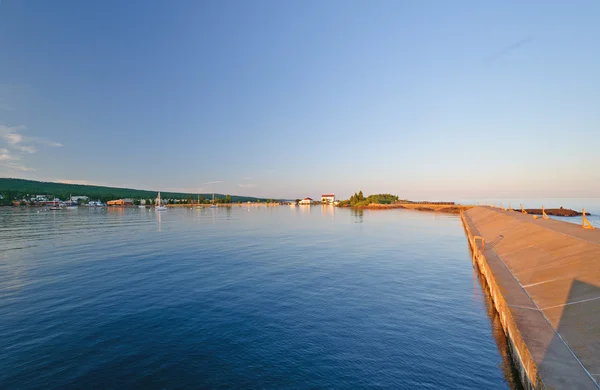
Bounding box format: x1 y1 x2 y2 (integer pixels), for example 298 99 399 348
350 203 473 213
461 207 599 389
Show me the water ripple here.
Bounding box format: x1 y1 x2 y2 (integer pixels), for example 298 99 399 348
0 207 518 389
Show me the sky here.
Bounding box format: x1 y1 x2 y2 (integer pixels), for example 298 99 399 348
0 0 599 200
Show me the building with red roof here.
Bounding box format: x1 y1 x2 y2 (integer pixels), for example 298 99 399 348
299 197 313 205
321 193 335 204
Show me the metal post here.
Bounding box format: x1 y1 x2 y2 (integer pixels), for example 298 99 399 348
582 208 595 230
542 206 549 220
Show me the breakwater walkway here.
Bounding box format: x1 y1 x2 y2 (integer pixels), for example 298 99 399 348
461 206 599 389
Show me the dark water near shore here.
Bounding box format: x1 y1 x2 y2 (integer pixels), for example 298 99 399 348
0 206 520 389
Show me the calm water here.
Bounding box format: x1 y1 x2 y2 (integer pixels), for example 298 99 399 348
1 206 520 389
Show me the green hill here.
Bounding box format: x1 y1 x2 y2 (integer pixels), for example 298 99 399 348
0 178 271 205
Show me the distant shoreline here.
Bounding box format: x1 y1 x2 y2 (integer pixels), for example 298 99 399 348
165 203 280 208
0 202 590 217
343 203 473 214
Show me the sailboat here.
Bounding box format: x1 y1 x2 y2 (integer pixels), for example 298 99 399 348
49 196 61 210
155 192 167 211
210 193 217 208
196 194 203 209
138 198 145 208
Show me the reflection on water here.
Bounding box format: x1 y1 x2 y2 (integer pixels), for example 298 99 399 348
156 209 162 231
0 207 519 389
106 206 125 216
321 204 335 217
473 265 524 389
351 208 364 223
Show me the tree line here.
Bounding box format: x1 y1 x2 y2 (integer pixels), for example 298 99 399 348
337 191 400 207
0 178 270 205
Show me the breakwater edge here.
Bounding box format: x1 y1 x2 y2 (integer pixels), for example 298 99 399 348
461 206 599 389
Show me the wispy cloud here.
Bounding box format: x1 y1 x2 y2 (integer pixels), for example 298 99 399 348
0 124 63 172
4 132 37 152
0 148 18 161
2 128 24 145
204 180 224 185
0 125 63 151
484 37 533 64
0 161 35 171
33 138 63 147
0 148 33 172
237 183 257 188
17 145 37 154
0 103 15 111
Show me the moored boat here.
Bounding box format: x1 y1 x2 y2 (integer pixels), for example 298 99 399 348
155 192 167 211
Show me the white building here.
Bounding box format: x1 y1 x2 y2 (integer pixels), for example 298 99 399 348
321 193 335 204
299 197 312 205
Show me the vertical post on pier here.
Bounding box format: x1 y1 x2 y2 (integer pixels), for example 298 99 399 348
521 204 527 214
582 208 595 230
542 206 549 220
509 203 513 211
474 236 485 251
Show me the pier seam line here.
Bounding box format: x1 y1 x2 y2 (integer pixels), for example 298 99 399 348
521 278 560 288
469 210 600 388
506 304 540 311
541 295 600 311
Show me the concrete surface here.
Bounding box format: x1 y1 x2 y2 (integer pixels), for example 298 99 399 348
462 206 599 389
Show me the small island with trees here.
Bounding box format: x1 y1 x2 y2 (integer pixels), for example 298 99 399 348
336 190 469 214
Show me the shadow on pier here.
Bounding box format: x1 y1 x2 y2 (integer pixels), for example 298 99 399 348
539 279 600 388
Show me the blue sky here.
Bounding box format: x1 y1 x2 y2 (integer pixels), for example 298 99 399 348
1 0 598 200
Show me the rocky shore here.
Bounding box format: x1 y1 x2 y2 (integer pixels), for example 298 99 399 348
521 208 589 217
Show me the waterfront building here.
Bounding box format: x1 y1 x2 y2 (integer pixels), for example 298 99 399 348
107 199 134 206
321 193 335 204
299 197 312 205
